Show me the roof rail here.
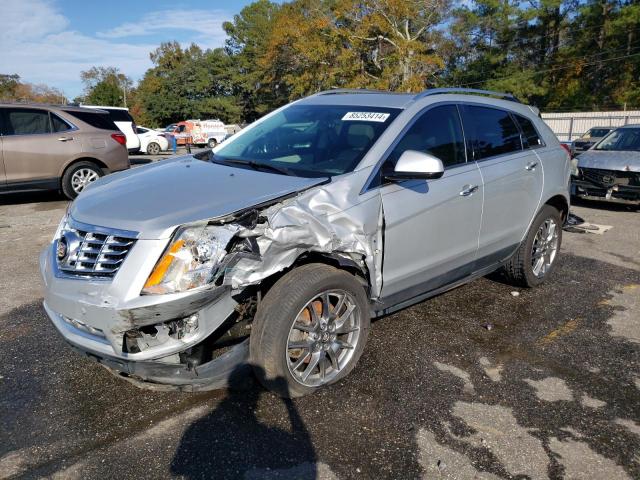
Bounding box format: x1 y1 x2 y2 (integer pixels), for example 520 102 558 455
414 88 522 104
313 88 404 96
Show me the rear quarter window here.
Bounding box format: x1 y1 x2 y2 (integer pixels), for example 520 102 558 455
64 110 119 131
514 114 544 149
461 105 522 160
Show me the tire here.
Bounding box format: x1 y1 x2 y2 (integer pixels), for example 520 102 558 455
207 138 217 149
502 205 563 287
146 142 161 155
250 263 370 398
61 161 103 199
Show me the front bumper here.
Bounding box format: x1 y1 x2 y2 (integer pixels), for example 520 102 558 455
40 242 249 390
571 177 640 205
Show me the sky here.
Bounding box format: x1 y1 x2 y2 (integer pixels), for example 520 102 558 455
0 0 261 99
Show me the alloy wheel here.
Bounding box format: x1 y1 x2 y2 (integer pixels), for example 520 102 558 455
531 217 559 278
71 168 99 194
286 290 361 387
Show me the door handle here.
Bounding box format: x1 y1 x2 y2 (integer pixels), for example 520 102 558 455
57 137 73 142
525 161 538 171
459 184 479 196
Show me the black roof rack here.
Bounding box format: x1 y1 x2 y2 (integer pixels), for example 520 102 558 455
414 88 522 103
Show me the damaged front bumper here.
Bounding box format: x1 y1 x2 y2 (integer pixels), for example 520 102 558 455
39 242 249 390
571 168 640 205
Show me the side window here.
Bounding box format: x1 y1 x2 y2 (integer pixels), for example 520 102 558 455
4 108 51 135
514 114 543 149
384 104 466 174
461 105 522 160
50 113 72 133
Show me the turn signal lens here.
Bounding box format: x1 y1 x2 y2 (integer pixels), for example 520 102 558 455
143 240 185 289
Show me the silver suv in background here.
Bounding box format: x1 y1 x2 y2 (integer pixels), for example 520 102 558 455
0 104 130 199
82 105 140 153
40 88 570 397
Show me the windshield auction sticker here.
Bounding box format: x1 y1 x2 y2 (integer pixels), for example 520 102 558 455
342 112 390 122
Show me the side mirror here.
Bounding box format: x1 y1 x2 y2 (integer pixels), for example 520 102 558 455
386 150 444 181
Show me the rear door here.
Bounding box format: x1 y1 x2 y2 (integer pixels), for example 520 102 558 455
379 104 484 303
1 108 78 186
460 104 544 266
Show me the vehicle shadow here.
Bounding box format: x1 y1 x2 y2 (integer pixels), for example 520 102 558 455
170 365 317 480
0 190 67 206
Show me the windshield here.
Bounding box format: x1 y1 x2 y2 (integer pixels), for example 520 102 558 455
594 128 640 151
214 104 401 177
589 128 611 138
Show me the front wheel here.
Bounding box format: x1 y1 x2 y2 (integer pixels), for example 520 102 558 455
207 138 217 149
250 263 370 398
502 205 563 287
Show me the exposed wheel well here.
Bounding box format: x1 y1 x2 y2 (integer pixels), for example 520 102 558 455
236 252 372 309
544 195 569 222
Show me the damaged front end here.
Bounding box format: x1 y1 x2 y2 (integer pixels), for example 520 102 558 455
40 174 383 391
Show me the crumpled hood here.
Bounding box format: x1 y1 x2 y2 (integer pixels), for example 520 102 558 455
577 150 640 172
70 156 327 239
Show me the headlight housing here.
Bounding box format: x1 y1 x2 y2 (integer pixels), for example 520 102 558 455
142 224 234 295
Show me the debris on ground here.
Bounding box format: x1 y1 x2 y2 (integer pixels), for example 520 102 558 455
510 291 520 297
564 212 612 235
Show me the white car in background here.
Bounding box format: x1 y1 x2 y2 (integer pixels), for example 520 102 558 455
136 126 169 155
82 105 141 153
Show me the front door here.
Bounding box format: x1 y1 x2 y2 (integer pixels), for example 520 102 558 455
378 104 483 304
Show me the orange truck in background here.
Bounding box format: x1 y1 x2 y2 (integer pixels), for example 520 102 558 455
167 119 227 148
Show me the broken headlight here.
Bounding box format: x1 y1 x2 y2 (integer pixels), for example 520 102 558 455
142 224 231 295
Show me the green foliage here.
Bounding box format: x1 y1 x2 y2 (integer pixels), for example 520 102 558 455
101 0 640 126
78 66 132 107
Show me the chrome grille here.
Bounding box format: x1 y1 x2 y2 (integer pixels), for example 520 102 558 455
56 220 137 279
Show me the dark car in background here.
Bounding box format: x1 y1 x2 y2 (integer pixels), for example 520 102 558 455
572 125 640 205
571 126 612 156
0 104 130 199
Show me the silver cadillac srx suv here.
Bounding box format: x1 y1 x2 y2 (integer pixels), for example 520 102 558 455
40 88 571 397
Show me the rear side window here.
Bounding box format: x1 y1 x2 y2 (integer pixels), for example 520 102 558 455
386 104 466 170
514 114 544 149
51 113 72 133
4 108 51 135
103 108 134 123
461 105 522 160
64 110 119 131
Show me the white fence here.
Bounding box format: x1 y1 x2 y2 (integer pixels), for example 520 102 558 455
541 111 640 141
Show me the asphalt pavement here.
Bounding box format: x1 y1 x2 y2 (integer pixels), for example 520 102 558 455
0 165 638 479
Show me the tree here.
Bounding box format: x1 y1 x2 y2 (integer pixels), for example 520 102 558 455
79 66 133 107
133 42 242 127
0 74 20 99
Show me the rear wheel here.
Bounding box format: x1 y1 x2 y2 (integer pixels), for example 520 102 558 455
250 263 370 398
207 138 217 149
61 161 103 199
502 205 562 287
146 142 161 155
